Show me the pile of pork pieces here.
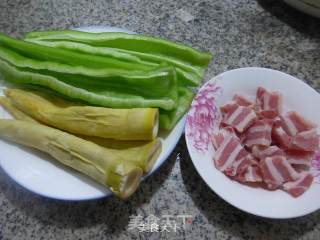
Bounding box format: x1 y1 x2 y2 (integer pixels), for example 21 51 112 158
212 87 319 197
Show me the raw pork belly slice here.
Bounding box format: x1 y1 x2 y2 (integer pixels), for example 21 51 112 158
232 93 253 107
214 135 242 172
236 165 263 183
220 101 239 115
285 150 314 167
220 94 253 115
225 148 253 176
211 127 236 150
243 119 273 147
272 121 292 149
252 145 285 160
214 134 252 176
291 129 319 152
273 119 318 151
256 87 282 119
222 105 257 133
213 86 318 197
280 111 317 136
259 156 299 190
250 157 260 166
283 172 314 198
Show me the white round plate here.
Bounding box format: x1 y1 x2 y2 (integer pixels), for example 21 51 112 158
283 0 320 18
185 67 320 219
0 26 186 201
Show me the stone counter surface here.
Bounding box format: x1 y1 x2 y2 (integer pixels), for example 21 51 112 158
0 0 320 239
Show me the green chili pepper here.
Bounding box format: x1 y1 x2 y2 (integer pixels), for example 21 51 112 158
159 87 194 130
0 33 152 72
24 39 158 67
25 30 211 65
0 45 178 100
0 31 208 129
0 59 177 110
25 30 212 86
26 39 203 87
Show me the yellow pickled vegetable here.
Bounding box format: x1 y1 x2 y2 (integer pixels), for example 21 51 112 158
5 89 159 140
85 137 162 173
0 119 143 198
0 96 162 172
0 96 37 123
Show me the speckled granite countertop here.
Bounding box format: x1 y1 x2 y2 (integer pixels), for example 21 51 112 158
0 0 320 239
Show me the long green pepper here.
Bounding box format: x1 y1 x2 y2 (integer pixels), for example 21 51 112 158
0 59 177 110
0 45 178 100
0 31 212 129
25 30 212 66
159 87 194 130
25 30 212 86
0 33 152 71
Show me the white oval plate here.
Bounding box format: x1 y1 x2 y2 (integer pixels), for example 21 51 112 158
185 67 320 219
0 26 186 201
